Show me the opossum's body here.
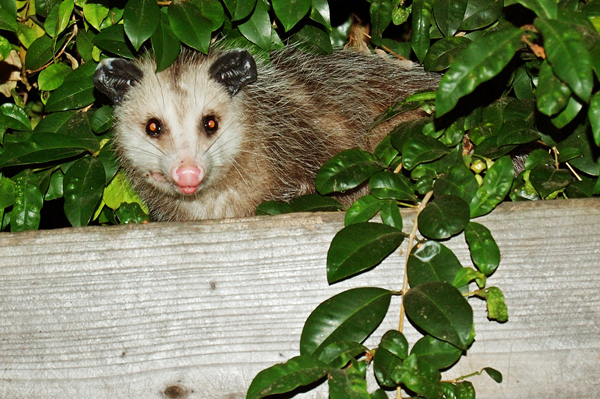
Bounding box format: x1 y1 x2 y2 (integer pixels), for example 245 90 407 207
94 47 441 221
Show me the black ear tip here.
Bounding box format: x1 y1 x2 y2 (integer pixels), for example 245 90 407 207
209 49 258 96
93 58 144 104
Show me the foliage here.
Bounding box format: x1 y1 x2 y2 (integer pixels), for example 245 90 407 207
0 0 598 397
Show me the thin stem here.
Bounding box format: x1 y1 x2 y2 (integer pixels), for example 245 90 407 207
398 190 434 332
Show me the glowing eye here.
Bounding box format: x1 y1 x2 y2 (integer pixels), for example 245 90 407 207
146 118 162 137
204 116 218 135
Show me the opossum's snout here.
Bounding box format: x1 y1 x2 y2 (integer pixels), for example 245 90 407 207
171 164 205 194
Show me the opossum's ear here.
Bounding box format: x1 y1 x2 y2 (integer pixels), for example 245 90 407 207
209 50 257 96
93 58 143 104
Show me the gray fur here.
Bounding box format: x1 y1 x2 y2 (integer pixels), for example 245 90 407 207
101 47 441 221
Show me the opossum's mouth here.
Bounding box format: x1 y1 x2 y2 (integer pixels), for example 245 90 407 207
150 171 202 195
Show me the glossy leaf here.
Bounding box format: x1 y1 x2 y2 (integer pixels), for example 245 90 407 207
273 0 310 32
168 2 212 54
0 133 91 168
56 0 74 37
407 240 464 288
222 0 256 21
300 287 392 357
418 195 470 240
470 156 514 218
255 200 293 215
237 0 271 50
345 195 386 226
370 389 389 399
93 24 136 59
465 222 500 275
411 0 433 62
114 202 151 224
292 24 332 54
529 165 572 198
64 156 106 227
287 194 344 212
83 0 109 31
404 282 474 350
433 163 479 205
369 171 415 202
123 0 160 50
589 93 600 146
535 18 592 102
550 96 583 129
373 131 399 166
103 171 145 211
25 34 66 70
310 0 331 31
38 62 72 91
192 0 225 31
316 149 385 195
455 381 475 399
433 0 467 37
1 103 31 131
246 355 329 399
91 106 114 134
536 60 572 116
453 267 486 289
370 0 392 44
328 360 370 399
557 124 600 176
373 330 409 387
11 173 43 232
318 341 368 369
424 37 472 72
435 27 523 117
0 176 16 209
44 169 64 201
410 334 463 370
45 76 96 113
484 367 503 383
459 0 503 31
327 222 403 283
151 12 181 72
505 0 557 19
402 134 451 170
390 354 444 398
496 120 540 147
380 200 403 230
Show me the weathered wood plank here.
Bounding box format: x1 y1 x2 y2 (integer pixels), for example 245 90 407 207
0 198 599 398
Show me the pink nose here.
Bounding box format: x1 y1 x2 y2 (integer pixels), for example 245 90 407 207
172 165 205 194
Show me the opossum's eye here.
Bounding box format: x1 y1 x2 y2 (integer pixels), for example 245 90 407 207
203 116 218 135
146 118 162 137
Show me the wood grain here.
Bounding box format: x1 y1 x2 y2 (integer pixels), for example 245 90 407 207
0 198 599 398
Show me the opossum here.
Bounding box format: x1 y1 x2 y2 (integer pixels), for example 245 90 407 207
93 46 441 221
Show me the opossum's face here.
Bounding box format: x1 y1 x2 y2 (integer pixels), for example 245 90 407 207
93 50 257 197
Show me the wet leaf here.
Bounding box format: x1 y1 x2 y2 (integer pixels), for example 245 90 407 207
402 134 451 170
0 133 92 168
407 240 464 287
369 171 415 202
272 0 311 32
238 0 271 50
168 1 212 53
345 195 386 226
470 156 514 217
11 173 43 232
410 335 463 370
411 0 433 62
327 222 403 283
433 163 479 205
380 200 403 230
300 287 392 357
151 12 181 72
64 155 106 226
316 149 385 195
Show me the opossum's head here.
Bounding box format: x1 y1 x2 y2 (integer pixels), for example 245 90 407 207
93 50 257 198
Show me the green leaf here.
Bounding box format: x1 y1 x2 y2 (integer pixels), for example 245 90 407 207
557 124 600 176
103 171 146 211
300 287 392 357
255 200 293 215
38 62 72 91
524 149 553 170
292 24 333 54
222 0 256 21
328 360 370 399
0 133 92 168
56 0 74 37
459 0 503 31
83 0 110 31
44 169 64 201
404 282 474 350
0 8 18 33
11 173 44 232
33 110 76 133
411 0 433 62
310 0 331 31
380 200 403 230
483 367 503 383
123 0 160 50
237 0 272 51
345 195 386 226
327 222 403 283
370 0 392 45
192 0 225 31
424 37 471 72
470 156 514 217
91 105 114 134
168 2 212 53
496 120 540 147
455 381 475 399
550 96 583 129
272 0 311 32
369 171 415 202
318 341 368 369
1 103 31 131
464 222 500 275
0 176 16 209
433 0 467 37
589 93 600 146
63 156 106 227
435 27 523 117
370 389 389 399
316 149 385 195
418 195 470 240
529 165 572 198
373 330 409 387
535 18 592 102
402 134 451 170
390 354 444 398
536 60 572 116
505 0 557 19
25 34 66 70
93 24 136 59
287 193 344 212
453 267 486 289
114 202 151 224
246 355 329 399
410 335 463 370
433 163 479 205
151 12 181 72
407 240 464 288
45 69 96 112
